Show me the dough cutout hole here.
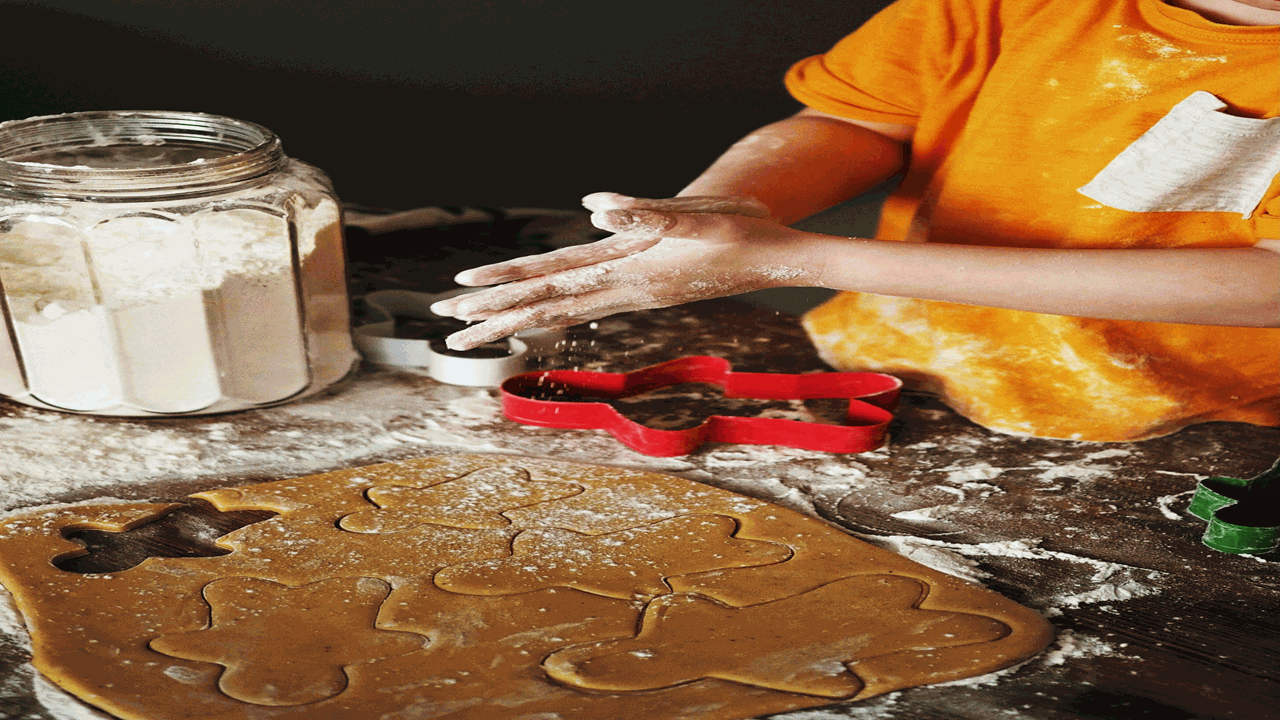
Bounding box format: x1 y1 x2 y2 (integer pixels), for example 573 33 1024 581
54 500 277 574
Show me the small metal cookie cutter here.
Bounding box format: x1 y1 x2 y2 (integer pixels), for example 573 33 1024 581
354 289 565 387
1187 456 1280 555
499 355 902 457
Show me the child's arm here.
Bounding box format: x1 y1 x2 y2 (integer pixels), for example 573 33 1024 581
674 109 911 225
596 209 1280 326
433 113 1280 351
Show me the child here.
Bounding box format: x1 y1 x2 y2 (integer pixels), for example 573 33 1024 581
431 0 1280 442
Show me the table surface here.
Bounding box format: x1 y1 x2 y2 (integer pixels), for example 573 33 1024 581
0 217 1276 720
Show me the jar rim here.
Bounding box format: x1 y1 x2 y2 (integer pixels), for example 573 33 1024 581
0 110 285 200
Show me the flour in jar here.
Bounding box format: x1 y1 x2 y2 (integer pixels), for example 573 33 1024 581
0 172 351 415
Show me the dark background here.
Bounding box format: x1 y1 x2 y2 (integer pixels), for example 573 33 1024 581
0 0 892 210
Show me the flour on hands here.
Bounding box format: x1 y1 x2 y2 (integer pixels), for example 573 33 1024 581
433 192 816 350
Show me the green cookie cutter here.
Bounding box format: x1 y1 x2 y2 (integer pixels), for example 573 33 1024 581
1187 456 1280 555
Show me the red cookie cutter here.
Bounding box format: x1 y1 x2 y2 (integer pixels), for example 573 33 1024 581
499 356 902 457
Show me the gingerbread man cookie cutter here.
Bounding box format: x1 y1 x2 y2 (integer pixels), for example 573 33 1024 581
354 289 565 387
1186 456 1280 555
500 355 902 456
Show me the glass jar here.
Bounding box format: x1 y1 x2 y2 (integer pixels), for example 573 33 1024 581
0 110 358 415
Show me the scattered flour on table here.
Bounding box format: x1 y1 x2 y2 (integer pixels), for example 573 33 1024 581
1040 629 1120 666
0 369 683 511
941 462 1005 484
685 446 873 516
935 628 1121 690
1014 449 1129 485
34 674 114 720
756 692 903 720
886 449 1135 523
0 586 31 653
875 447 1170 615
858 536 1163 612
931 449 1128 481
864 536 990 585
1155 489 1197 521
889 505 955 522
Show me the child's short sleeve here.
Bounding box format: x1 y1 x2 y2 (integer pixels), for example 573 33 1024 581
784 0 983 125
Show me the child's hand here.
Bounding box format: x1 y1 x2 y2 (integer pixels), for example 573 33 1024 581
431 192 822 350
447 192 772 287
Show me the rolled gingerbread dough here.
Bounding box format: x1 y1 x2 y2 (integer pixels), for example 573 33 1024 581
0 454 1053 719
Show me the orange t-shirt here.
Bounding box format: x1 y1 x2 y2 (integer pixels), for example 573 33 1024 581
785 0 1280 441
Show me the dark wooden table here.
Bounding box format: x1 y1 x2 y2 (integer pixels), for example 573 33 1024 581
0 217 1276 720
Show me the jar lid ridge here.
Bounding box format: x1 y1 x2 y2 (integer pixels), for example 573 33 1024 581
0 110 284 201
